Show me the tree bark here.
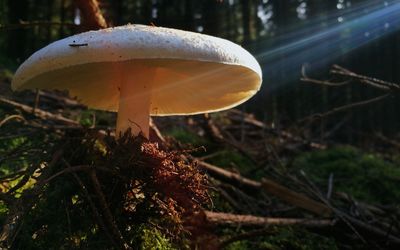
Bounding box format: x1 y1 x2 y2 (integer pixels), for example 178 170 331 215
73 0 107 31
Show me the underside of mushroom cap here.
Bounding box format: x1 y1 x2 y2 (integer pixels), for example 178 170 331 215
12 24 262 115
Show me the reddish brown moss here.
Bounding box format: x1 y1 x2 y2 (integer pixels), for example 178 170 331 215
99 131 209 242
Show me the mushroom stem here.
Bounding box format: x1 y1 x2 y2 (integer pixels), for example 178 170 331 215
116 63 155 138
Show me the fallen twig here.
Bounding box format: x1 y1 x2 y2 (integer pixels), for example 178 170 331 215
196 159 332 216
203 114 257 163
261 178 332 216
0 114 26 127
298 170 367 243
43 165 118 184
37 90 84 108
204 211 335 227
343 214 400 245
300 171 400 246
0 96 80 126
70 169 119 249
89 170 131 250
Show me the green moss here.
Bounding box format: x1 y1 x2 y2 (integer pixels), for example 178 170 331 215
0 129 52 176
0 201 8 225
225 240 248 250
207 150 253 174
262 227 337 250
165 128 207 147
76 109 115 127
0 135 29 175
14 177 94 250
139 226 176 250
292 146 400 204
78 110 96 127
0 135 27 152
222 226 337 250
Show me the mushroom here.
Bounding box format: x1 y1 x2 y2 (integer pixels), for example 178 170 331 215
11 25 262 138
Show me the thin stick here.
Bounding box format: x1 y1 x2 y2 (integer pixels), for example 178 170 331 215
89 170 131 250
327 173 334 200
70 172 118 248
261 178 332 216
195 159 332 216
33 89 40 113
43 165 117 184
204 211 336 227
331 64 400 91
301 64 351 87
299 93 390 122
299 170 367 243
0 115 26 127
0 96 79 126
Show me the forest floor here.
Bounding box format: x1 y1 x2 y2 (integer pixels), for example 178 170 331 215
0 67 400 249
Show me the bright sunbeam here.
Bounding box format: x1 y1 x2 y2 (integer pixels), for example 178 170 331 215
255 0 400 90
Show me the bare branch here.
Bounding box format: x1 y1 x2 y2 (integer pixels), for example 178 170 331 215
0 114 26 127
331 64 400 91
301 64 351 87
204 211 335 227
0 96 79 126
302 64 400 92
300 93 390 122
43 165 117 184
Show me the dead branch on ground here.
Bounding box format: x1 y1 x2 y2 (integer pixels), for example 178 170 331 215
204 211 335 227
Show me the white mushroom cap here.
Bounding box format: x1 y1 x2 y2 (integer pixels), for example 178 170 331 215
12 24 262 116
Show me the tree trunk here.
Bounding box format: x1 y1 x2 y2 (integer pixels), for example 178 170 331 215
73 0 107 31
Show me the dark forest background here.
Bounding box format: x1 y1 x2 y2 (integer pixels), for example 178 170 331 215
1 0 400 143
